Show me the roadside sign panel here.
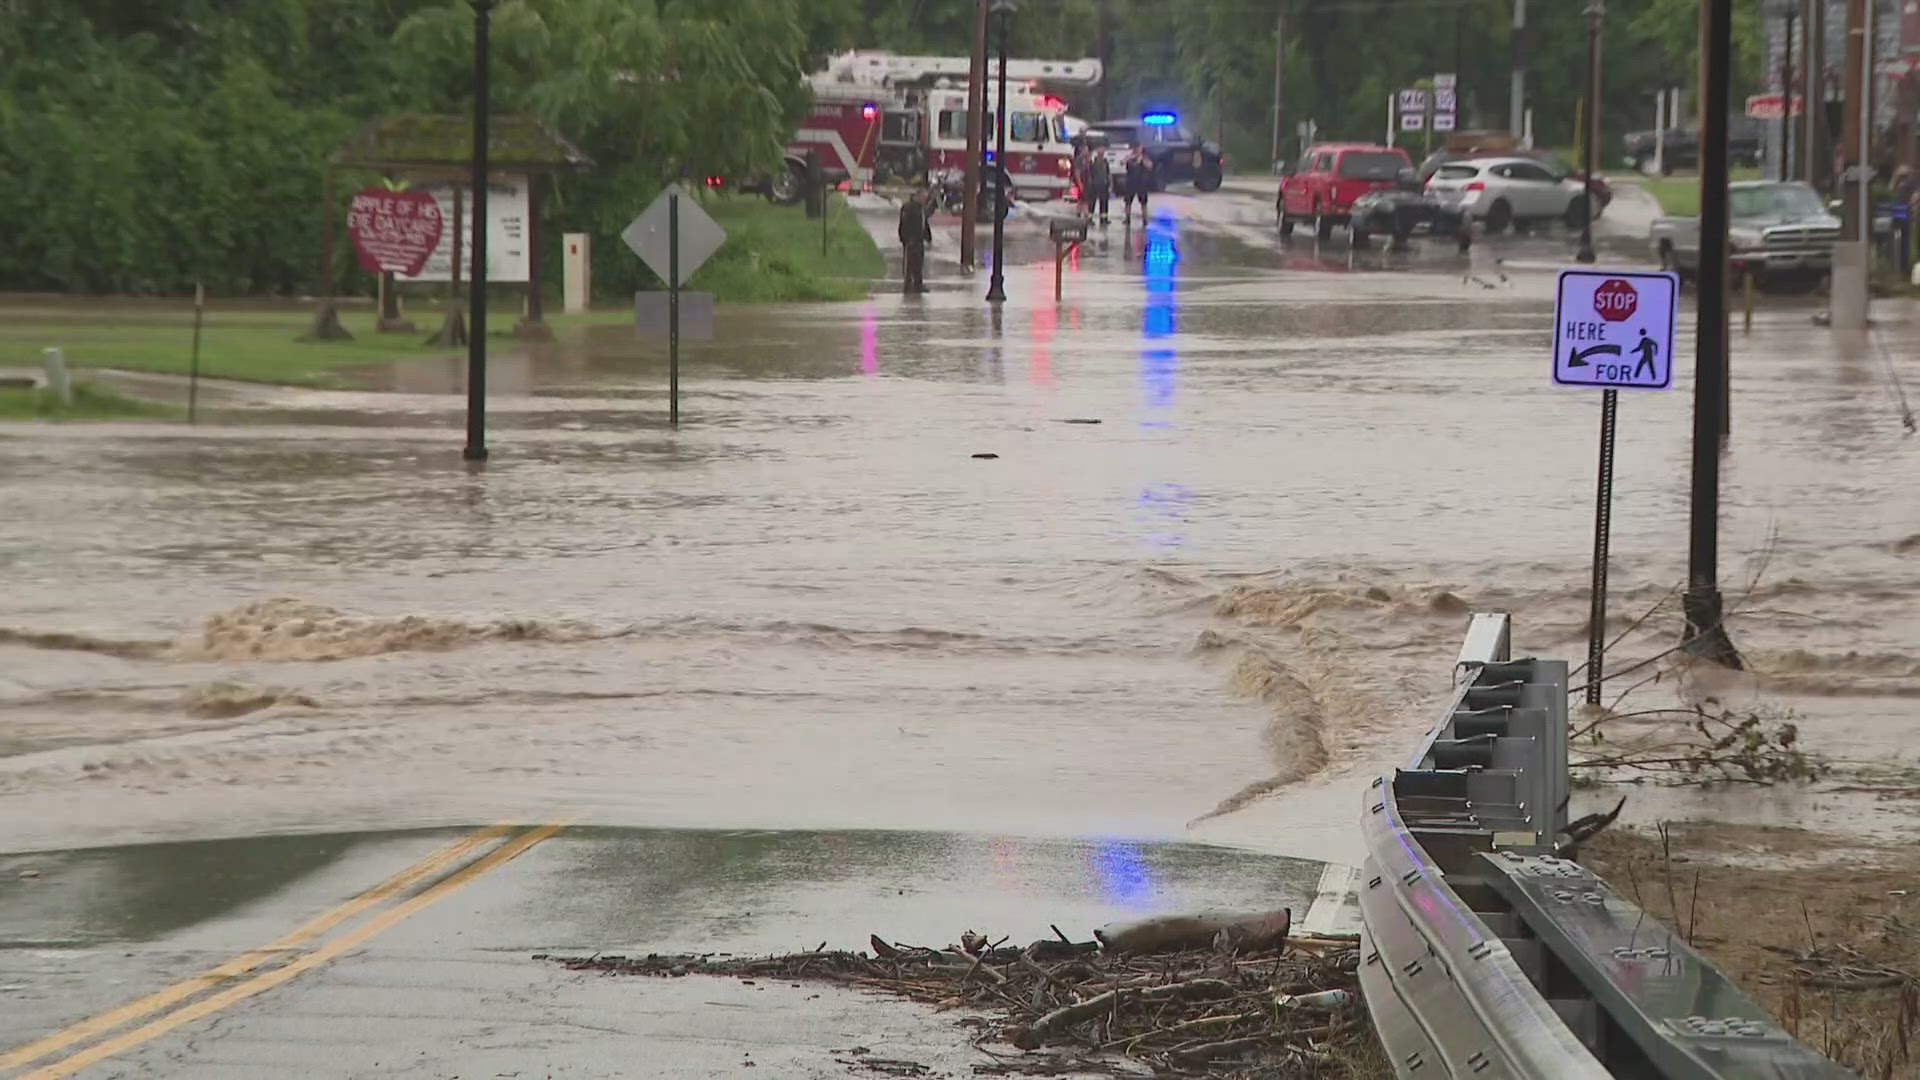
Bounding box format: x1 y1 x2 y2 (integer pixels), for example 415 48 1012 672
399 175 530 283
1551 269 1678 390
622 183 727 286
635 290 714 341
1397 89 1428 113
347 187 442 277
1400 111 1426 131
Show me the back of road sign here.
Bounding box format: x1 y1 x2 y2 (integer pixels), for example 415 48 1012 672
1551 269 1677 391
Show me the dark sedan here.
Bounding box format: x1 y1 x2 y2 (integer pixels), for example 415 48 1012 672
1349 170 1471 248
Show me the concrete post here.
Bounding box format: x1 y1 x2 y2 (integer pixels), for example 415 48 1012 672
562 232 591 314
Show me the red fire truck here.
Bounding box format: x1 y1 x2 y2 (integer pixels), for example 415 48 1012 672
759 51 1102 204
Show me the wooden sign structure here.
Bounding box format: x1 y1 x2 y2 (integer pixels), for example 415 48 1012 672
310 114 590 343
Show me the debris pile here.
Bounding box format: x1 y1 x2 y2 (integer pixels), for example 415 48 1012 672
545 909 1378 1077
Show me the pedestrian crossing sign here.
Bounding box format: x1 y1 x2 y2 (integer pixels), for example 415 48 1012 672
1551 269 1677 390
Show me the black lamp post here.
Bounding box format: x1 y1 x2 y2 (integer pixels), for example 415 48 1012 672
1684 0 1743 668
463 0 492 462
1576 0 1603 264
985 0 1017 304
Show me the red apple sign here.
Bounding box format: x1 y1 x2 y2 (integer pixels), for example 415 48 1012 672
347 187 443 277
1593 278 1638 323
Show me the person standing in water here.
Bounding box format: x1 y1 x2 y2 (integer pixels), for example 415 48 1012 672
1123 147 1153 222
898 187 932 294
1085 149 1112 225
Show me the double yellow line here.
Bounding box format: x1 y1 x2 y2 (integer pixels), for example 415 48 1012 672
3 822 563 1079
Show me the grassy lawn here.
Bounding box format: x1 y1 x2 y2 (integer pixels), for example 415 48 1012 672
1641 166 1765 216
0 382 176 420
685 192 884 302
0 194 883 386
0 308 470 387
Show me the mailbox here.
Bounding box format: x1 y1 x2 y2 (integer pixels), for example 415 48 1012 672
1048 217 1089 244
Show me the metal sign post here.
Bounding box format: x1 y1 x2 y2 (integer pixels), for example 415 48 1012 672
623 183 727 428
189 282 204 424
1552 269 1678 704
1586 388 1618 703
670 191 680 427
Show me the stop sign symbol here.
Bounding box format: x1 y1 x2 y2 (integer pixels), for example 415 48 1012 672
1594 278 1638 322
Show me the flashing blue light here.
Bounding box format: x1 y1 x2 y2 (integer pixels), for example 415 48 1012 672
983 150 996 163
1141 112 1177 126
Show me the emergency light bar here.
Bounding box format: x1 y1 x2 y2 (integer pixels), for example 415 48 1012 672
1142 112 1177 126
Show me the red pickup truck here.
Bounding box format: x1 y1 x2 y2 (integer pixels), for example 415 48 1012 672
1276 143 1414 241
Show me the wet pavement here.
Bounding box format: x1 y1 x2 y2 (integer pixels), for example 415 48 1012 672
0 826 1316 1077
2 183 1918 1072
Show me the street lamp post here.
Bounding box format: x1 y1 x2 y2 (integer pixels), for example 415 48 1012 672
985 0 1017 305
463 0 492 462
1576 0 1604 263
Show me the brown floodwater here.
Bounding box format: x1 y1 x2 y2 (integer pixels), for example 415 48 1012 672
2 193 1917 861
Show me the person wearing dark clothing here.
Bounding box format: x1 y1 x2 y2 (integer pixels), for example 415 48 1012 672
1086 153 1112 224
898 189 932 294
1123 149 1153 221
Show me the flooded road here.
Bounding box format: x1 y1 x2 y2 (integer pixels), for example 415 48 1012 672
3 189 1918 862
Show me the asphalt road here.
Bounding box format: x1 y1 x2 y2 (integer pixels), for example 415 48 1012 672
1 826 1323 1078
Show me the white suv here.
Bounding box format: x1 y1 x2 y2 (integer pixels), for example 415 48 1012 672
1425 156 1594 233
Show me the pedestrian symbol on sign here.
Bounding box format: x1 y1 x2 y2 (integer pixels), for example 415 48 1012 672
1551 269 1677 390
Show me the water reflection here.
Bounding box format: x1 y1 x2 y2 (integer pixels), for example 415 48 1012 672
1134 210 1189 550
859 303 878 377
1093 840 1156 908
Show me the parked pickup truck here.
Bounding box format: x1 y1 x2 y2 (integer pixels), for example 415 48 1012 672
1649 181 1840 278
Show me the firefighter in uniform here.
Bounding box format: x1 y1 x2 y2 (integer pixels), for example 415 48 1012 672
898 187 932 294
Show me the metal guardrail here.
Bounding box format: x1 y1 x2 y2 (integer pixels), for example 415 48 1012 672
1358 613 1855 1079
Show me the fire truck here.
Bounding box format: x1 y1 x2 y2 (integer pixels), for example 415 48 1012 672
761 51 1103 205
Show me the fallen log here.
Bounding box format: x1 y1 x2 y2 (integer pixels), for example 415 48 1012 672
1092 908 1291 955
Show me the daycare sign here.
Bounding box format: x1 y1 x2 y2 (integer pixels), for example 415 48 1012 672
346 186 443 277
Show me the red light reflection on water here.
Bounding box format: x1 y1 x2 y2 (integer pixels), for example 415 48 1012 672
859 303 878 376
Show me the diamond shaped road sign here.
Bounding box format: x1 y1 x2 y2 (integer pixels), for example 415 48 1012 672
622 183 727 287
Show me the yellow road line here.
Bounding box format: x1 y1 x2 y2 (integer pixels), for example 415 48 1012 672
22 823 564 1080
0 823 516 1072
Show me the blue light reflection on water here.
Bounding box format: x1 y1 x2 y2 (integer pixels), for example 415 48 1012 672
1094 840 1157 908
1135 209 1189 550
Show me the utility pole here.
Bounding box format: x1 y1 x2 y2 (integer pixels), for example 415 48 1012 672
1098 0 1112 121
1271 3 1287 169
1782 3 1798 180
1810 0 1827 189
1577 0 1604 264
1684 0 1743 668
1510 0 1528 136
961 0 988 272
1831 0 1872 327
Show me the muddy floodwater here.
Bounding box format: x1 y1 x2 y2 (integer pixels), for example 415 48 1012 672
3 192 1918 862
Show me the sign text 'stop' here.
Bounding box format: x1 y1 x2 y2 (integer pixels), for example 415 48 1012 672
1593 279 1638 322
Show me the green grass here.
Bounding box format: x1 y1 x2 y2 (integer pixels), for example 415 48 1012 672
0 381 176 420
0 194 884 387
681 193 884 302
0 308 467 387
1640 167 1765 216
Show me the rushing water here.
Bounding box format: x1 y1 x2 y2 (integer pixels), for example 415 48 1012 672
2 195 1917 860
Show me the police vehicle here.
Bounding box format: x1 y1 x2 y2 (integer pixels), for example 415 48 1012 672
1083 112 1224 192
